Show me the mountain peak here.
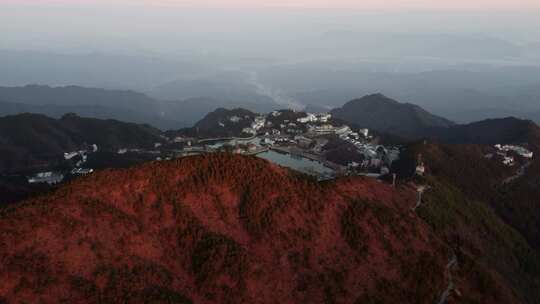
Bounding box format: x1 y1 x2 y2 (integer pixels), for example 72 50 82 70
331 94 454 138
348 93 397 105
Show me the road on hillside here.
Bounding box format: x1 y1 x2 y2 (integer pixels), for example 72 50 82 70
412 185 429 212
437 252 458 304
410 185 458 304
503 161 532 184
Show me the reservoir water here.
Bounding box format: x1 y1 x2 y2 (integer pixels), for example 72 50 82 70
257 150 334 178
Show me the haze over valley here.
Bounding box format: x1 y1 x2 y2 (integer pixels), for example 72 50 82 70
2 4 540 124
1 1 540 303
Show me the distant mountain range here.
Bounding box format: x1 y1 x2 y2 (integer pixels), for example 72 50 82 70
2 94 538 175
1 103 540 302
331 94 455 138
259 65 540 124
0 85 187 130
149 73 281 114
328 94 540 148
0 99 187 131
0 85 281 130
423 117 540 150
0 113 163 173
178 95 540 148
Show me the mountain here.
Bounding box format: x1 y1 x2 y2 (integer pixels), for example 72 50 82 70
163 97 273 128
330 94 455 138
0 153 518 303
259 66 540 124
0 113 163 173
188 108 258 138
0 100 185 131
0 84 280 129
0 85 157 109
391 142 540 303
149 71 283 120
0 85 188 130
168 107 263 139
150 75 279 114
0 49 210 90
423 117 540 152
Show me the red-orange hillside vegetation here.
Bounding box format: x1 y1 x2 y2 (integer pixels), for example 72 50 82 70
0 153 457 303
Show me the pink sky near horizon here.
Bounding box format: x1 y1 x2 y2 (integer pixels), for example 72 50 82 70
2 0 540 10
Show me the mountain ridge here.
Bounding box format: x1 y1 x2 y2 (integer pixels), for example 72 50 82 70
0 113 163 173
0 153 516 303
330 94 455 138
422 116 540 153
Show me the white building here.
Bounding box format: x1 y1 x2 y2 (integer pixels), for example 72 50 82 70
348 161 360 168
312 124 335 134
72 168 94 175
64 152 79 160
495 144 534 159
359 128 369 138
229 116 241 123
335 126 352 135
297 113 317 124
262 138 275 145
503 156 515 166
28 172 64 185
318 113 332 123
242 127 257 135
251 116 266 131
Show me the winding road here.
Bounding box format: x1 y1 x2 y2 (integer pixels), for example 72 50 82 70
410 185 458 304
197 134 258 144
412 185 429 212
503 161 532 185
437 252 458 304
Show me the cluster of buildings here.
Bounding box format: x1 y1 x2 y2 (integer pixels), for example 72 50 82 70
296 113 332 124
65 144 98 174
242 116 267 135
103 110 400 181
215 110 400 177
490 144 534 166
63 144 98 167
28 171 64 185
347 145 400 175
494 144 533 158
28 144 99 185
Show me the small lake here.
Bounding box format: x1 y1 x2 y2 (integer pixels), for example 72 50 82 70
257 150 334 177
205 137 259 149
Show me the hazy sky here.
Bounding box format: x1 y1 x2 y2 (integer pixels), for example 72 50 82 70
3 0 540 10
2 0 539 60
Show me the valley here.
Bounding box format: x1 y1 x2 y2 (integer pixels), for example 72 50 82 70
2 3 540 303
